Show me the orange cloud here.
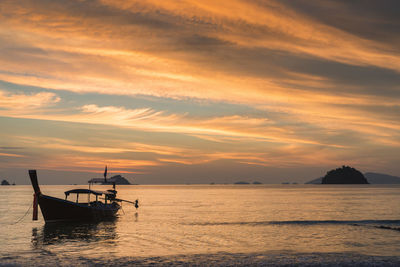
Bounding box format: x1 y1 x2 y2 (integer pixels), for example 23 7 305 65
0 0 399 176
0 152 25 158
0 90 60 109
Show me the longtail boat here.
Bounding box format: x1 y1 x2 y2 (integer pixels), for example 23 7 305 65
29 168 138 223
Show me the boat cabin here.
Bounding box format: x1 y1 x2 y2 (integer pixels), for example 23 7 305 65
64 189 116 205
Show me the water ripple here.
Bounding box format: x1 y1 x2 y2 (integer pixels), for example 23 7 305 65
186 219 400 227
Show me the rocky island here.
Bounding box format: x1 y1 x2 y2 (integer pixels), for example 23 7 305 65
1 179 10 185
88 175 131 185
322 166 369 184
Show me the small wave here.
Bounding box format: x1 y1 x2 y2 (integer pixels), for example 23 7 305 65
187 219 400 227
270 219 400 226
372 225 400 232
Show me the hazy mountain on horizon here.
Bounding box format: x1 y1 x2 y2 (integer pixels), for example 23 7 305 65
305 172 400 184
364 172 400 184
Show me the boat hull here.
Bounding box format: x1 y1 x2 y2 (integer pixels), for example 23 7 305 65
38 194 120 223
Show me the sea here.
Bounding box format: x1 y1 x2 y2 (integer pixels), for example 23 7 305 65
1 184 400 266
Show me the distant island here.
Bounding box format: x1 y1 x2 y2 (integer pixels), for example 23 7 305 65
234 181 263 185
322 166 369 184
305 177 323 184
234 181 250 184
88 175 131 185
1 179 10 185
306 170 400 184
306 166 369 184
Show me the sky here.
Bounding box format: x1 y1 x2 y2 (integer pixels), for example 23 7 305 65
0 0 399 184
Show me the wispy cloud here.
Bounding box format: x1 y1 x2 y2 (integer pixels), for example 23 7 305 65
0 102 335 146
0 152 25 158
0 89 60 109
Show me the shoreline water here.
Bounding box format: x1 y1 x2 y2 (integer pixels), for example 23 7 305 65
2 251 400 266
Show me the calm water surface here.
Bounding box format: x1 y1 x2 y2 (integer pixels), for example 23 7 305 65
1 184 400 266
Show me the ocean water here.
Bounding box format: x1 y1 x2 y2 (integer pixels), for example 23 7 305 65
1 184 400 266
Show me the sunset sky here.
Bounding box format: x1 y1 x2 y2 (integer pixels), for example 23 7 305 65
0 0 399 184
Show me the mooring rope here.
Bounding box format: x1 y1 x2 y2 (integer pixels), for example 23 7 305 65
11 202 32 225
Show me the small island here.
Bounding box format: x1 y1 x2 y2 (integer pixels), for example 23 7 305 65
322 166 369 184
234 181 263 185
234 181 250 184
1 179 10 185
88 175 131 185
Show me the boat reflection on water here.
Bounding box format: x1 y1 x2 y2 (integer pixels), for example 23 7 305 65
31 219 118 248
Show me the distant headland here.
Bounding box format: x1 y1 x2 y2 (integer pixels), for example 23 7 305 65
363 172 400 184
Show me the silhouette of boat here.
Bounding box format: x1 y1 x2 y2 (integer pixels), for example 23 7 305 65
29 168 138 223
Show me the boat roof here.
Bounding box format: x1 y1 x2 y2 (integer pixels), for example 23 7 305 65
64 189 115 196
